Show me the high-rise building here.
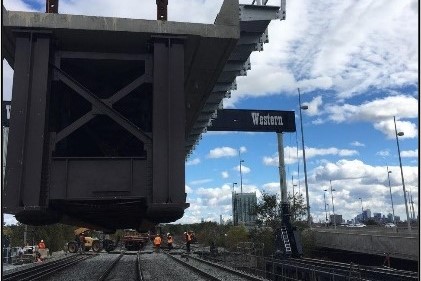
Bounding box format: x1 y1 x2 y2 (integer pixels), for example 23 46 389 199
232 192 257 228
329 214 342 225
373 213 381 222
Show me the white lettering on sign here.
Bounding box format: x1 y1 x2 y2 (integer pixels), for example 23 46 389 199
251 112 283 126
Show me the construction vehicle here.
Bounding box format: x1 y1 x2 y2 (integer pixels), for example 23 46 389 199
67 228 102 253
122 229 149 251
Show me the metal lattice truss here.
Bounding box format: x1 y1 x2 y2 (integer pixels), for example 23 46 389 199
186 1 286 158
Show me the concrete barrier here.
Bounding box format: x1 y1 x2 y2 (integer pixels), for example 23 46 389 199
311 228 418 261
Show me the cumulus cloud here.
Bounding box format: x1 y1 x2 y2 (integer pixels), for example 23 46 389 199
263 146 359 166
225 0 417 106
350 141 365 147
208 147 237 158
303 96 323 116
186 158 200 166
307 159 418 222
325 95 418 138
3 0 37 12
401 149 418 158
221 171 229 179
234 165 250 174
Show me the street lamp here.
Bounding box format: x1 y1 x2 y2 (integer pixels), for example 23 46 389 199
298 88 310 228
330 180 336 229
239 160 244 194
386 167 395 224
323 189 328 226
393 116 411 231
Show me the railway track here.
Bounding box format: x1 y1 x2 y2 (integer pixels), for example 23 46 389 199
167 252 269 281
267 257 418 281
97 251 144 281
2 254 91 281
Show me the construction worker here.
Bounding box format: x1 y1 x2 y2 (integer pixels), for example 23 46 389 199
185 231 192 253
166 233 173 250
38 240 46 249
153 234 162 253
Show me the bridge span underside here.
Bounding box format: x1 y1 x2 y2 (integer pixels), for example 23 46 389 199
2 1 282 231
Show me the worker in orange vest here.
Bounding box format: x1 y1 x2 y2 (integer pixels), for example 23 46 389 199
166 233 173 250
38 240 46 249
185 231 192 253
153 235 162 253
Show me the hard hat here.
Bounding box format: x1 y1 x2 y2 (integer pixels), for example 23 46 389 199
184 232 186 234
41 240 44 243
167 233 170 236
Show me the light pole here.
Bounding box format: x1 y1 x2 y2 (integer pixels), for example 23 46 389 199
292 183 297 221
393 116 411 231
298 88 310 228
323 189 328 227
326 203 330 221
239 160 244 194
232 182 238 225
386 167 395 224
330 180 336 229
358 197 364 222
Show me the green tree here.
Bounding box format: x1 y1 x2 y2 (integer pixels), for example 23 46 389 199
254 190 307 229
224 225 248 250
288 191 307 224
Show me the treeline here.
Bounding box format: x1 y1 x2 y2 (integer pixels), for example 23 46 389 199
2 223 77 253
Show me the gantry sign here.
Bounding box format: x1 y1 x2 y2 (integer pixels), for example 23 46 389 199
207 109 296 133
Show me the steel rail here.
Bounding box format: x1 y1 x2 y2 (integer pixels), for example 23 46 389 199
166 252 269 281
187 254 269 281
97 252 125 281
288 257 418 281
2 254 90 281
136 252 145 281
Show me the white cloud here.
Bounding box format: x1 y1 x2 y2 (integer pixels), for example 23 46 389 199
376 150 390 157
234 165 250 174
208 147 238 159
307 159 418 222
221 171 229 179
401 149 418 158
185 185 193 194
226 0 417 106
303 96 323 116
186 158 200 166
350 141 365 147
3 214 18 225
3 0 38 12
263 146 359 166
189 179 213 186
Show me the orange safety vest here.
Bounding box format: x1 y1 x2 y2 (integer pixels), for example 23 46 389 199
154 236 162 246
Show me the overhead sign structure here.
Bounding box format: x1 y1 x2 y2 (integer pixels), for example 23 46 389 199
207 109 296 133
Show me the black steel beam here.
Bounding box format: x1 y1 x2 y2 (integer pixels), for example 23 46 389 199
4 32 51 211
152 37 185 205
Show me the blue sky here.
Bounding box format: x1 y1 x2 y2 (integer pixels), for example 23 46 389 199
2 0 419 225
